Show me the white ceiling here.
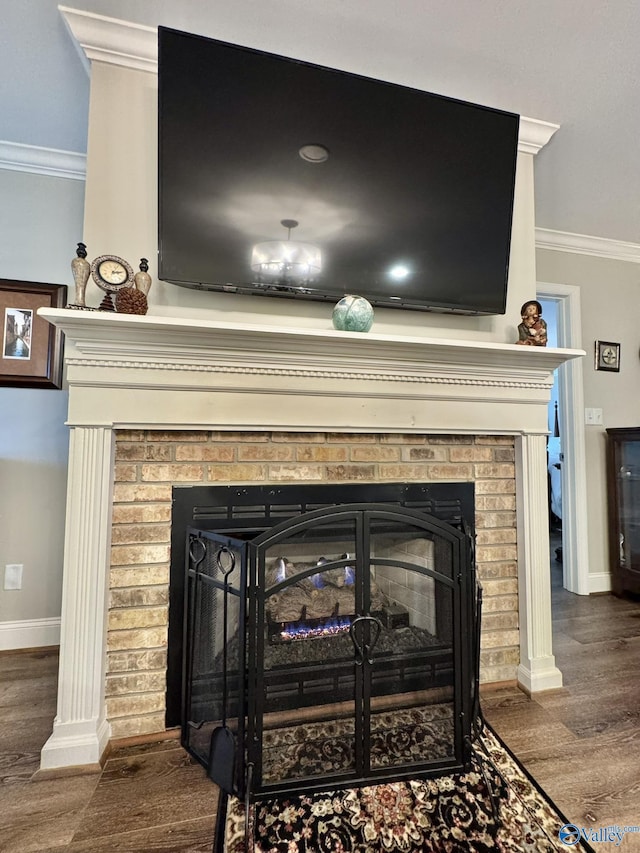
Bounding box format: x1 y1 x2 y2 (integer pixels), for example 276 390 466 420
3 0 640 247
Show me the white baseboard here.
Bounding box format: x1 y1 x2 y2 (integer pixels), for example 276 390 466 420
0 617 61 651
588 572 612 594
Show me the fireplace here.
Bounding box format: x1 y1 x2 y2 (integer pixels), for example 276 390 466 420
36 308 581 772
37 11 579 774
177 482 478 800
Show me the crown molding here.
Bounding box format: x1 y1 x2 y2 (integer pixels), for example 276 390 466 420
59 5 157 74
518 117 559 155
0 140 86 180
57 6 558 156
535 227 640 263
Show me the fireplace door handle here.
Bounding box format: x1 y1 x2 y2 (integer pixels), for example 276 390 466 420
215 546 236 580
349 615 383 665
188 536 207 571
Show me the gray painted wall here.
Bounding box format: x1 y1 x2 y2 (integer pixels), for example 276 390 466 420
537 248 640 583
0 168 84 642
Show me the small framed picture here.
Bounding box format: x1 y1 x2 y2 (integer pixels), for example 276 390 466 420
594 340 620 373
0 280 67 388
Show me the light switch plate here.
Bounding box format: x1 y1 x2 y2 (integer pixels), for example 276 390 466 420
584 408 603 425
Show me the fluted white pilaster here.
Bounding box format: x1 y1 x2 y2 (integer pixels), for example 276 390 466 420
40 426 114 769
515 433 563 691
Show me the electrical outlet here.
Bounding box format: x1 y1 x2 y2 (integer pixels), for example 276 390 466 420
4 564 23 590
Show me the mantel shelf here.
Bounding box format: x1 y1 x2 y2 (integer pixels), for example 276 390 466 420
39 307 584 378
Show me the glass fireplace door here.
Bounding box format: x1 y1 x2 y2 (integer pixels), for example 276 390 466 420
246 504 470 797
249 510 363 792
365 510 462 777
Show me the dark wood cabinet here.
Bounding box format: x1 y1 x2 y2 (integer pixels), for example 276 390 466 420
606 427 640 596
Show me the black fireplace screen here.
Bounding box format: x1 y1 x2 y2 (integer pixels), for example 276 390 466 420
178 485 479 802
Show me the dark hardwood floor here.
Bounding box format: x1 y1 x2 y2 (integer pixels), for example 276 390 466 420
484 532 640 848
0 651 216 853
1 540 639 852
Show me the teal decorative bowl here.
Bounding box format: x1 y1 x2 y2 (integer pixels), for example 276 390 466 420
332 295 374 333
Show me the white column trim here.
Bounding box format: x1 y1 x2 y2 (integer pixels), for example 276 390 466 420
515 432 563 691
40 426 114 770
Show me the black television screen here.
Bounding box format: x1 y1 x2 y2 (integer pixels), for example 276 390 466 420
158 27 519 315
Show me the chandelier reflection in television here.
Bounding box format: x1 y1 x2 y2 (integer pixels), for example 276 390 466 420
251 219 322 286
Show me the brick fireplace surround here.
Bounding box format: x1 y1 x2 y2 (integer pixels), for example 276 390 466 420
37 309 581 770
114 429 514 739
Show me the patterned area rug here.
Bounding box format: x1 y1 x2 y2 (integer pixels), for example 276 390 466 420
262 703 454 782
221 726 595 852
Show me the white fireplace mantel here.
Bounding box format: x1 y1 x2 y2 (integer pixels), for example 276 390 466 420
38 307 584 770
42 308 580 431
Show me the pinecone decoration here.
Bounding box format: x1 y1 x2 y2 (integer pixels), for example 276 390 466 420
115 286 148 315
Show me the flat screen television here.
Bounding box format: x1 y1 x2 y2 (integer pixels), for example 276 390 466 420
157 27 519 315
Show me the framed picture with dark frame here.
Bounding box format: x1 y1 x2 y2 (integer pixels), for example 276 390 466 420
0 279 67 389
594 340 621 373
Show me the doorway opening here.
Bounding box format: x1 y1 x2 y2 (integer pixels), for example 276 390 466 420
538 298 563 568
537 284 589 595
